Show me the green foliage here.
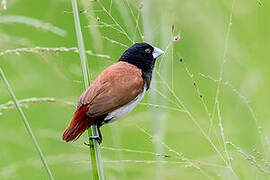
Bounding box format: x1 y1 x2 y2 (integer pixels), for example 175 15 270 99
1 0 270 179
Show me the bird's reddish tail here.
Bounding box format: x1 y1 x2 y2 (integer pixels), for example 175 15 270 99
62 106 94 142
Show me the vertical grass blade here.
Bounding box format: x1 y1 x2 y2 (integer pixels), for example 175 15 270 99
0 67 54 180
71 0 104 179
142 1 165 180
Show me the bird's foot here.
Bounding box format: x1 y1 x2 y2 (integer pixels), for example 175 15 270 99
84 135 102 146
89 135 102 144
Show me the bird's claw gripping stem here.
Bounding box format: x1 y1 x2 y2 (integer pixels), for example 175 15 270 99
84 135 102 146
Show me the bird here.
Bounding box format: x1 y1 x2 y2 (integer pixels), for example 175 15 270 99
62 42 164 144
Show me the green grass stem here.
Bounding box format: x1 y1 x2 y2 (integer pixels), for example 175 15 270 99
71 0 104 179
141 2 165 179
0 67 54 180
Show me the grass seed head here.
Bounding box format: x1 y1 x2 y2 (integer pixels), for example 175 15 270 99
172 35 181 42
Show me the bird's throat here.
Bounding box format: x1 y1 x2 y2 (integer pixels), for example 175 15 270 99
142 70 153 90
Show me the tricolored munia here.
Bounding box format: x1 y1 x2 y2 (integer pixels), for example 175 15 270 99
62 42 164 144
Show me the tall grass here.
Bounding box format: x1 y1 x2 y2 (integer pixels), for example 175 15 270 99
86 0 238 178
71 0 104 179
1 0 270 179
0 47 111 58
141 1 165 179
0 67 54 180
0 16 67 37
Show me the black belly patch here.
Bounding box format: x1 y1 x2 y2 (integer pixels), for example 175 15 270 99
91 114 109 127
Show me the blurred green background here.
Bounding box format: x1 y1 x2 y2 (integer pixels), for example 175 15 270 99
1 0 270 179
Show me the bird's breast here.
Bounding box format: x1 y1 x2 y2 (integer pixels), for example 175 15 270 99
103 84 147 124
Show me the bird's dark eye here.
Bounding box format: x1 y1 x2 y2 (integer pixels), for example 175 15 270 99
145 48 151 53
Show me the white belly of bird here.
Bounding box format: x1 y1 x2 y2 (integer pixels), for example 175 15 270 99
104 84 147 123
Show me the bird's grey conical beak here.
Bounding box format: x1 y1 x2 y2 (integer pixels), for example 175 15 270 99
153 47 164 59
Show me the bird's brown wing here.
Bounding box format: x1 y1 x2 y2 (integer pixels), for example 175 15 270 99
79 61 145 117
